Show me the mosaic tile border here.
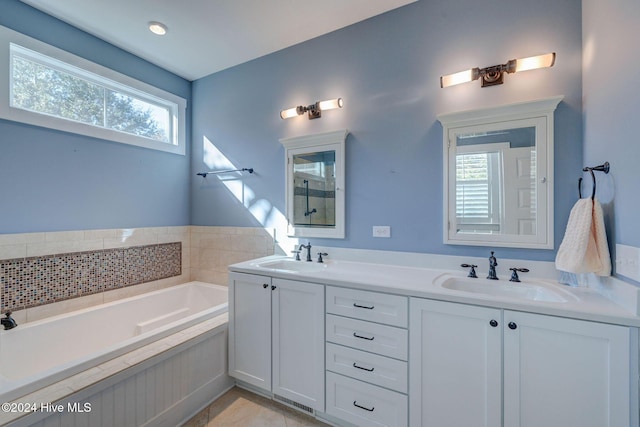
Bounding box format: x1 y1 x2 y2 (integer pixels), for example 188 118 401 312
0 242 181 313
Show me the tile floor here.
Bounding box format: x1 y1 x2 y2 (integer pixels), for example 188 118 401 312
182 387 331 427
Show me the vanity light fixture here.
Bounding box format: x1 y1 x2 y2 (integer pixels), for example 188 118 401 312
280 98 343 120
148 21 168 36
440 52 556 88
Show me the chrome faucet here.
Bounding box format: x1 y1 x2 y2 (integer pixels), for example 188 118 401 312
487 251 498 280
299 242 312 262
1 312 17 330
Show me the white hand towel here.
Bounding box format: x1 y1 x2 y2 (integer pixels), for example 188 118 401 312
555 198 611 276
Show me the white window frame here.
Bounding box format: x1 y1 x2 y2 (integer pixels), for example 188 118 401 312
455 142 508 233
0 25 186 155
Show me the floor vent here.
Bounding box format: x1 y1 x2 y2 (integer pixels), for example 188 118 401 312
273 394 314 415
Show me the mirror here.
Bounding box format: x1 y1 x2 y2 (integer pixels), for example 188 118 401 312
292 151 336 227
280 130 348 239
438 96 562 249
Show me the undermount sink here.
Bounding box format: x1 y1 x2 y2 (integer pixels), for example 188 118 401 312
434 274 576 303
256 259 327 273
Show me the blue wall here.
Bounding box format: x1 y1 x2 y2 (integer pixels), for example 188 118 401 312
191 0 583 261
0 0 192 233
2 0 637 281
582 0 640 253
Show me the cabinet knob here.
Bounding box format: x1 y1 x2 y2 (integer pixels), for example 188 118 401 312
263 283 268 289
508 322 517 330
490 319 498 327
271 285 276 290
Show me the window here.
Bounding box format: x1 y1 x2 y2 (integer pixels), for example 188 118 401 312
0 25 186 155
455 144 506 233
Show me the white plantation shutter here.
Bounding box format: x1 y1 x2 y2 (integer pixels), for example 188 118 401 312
455 150 502 232
456 153 490 219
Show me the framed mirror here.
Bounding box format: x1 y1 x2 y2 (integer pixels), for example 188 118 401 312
280 129 348 239
438 96 562 249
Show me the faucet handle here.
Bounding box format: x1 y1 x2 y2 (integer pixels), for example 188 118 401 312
461 263 478 278
291 250 301 261
509 267 530 282
317 252 328 263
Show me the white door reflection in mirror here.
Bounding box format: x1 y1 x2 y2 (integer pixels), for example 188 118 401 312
439 97 562 249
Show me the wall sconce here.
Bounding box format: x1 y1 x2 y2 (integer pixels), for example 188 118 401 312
280 98 343 120
440 52 556 88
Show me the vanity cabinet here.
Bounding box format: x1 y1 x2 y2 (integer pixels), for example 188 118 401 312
228 272 325 411
325 286 409 427
410 298 637 427
409 299 502 427
502 310 634 427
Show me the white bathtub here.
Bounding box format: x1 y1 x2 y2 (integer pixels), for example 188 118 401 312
0 281 228 404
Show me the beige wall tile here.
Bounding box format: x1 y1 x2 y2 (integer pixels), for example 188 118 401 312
5 308 26 325
0 243 26 260
26 239 104 257
0 232 44 248
103 281 160 303
26 293 104 323
0 233 27 245
84 228 118 240
44 230 86 242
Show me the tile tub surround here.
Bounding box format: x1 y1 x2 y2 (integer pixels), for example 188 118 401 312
1 242 182 313
0 227 191 318
190 226 276 285
0 226 277 320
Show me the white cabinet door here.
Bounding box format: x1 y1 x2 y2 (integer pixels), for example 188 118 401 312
409 298 502 427
503 310 636 427
272 278 325 411
228 272 272 391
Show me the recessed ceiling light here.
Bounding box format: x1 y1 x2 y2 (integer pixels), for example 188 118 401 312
148 21 167 36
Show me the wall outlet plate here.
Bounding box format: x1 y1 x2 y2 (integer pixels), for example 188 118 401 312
373 226 391 238
616 244 640 282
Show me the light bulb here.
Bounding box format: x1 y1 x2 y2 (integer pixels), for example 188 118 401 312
515 52 555 73
440 69 476 88
318 98 343 111
280 106 301 119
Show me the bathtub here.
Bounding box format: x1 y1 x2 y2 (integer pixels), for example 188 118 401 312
0 281 228 406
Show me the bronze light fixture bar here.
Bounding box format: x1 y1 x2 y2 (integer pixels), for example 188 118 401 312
280 98 343 120
440 52 556 88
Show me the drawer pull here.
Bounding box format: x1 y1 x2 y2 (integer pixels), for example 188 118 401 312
353 362 375 372
353 401 375 412
353 302 375 310
353 332 375 341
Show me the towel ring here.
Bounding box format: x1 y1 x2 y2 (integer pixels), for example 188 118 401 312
579 162 610 200
578 177 583 199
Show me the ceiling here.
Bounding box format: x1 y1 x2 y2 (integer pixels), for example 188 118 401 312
20 0 417 81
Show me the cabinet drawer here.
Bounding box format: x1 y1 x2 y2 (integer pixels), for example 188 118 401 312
327 286 408 327
327 314 408 360
326 343 408 393
326 372 408 427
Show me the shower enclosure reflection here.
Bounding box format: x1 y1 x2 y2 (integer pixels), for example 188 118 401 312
293 152 336 227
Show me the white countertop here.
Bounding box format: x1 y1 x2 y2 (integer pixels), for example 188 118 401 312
229 255 640 327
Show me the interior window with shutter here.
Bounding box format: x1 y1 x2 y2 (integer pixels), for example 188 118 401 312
455 146 504 233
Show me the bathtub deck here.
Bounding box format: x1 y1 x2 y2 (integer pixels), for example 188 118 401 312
0 312 229 426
